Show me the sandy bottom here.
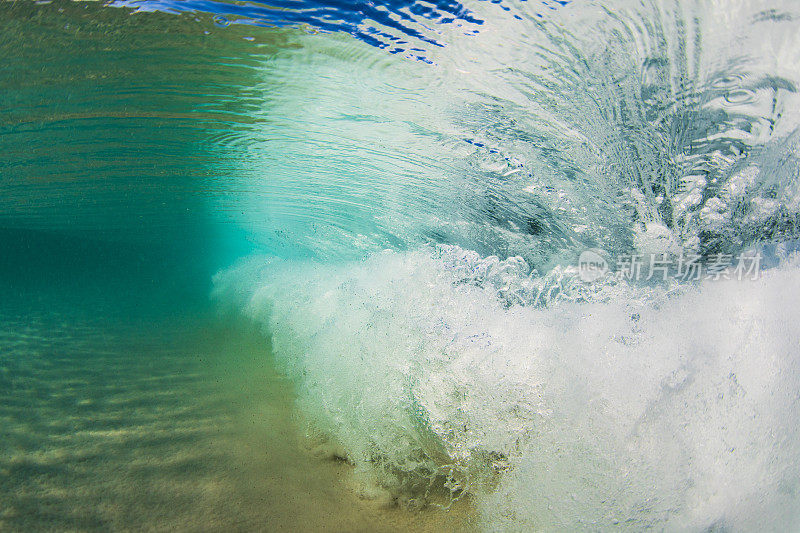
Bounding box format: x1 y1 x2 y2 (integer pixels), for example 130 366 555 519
0 307 477 532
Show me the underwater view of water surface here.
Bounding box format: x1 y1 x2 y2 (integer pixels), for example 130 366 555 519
3 0 800 530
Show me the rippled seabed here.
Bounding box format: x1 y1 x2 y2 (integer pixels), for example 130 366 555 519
3 0 800 531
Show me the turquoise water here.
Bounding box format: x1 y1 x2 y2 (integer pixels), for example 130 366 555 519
3 0 800 530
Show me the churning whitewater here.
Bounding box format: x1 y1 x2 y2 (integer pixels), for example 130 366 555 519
214 246 800 531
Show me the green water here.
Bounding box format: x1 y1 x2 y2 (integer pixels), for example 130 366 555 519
0 2 475 530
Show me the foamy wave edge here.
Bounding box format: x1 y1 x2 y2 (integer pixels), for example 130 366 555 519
212 245 800 531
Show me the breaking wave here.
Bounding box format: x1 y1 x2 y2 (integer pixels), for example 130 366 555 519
209 0 800 529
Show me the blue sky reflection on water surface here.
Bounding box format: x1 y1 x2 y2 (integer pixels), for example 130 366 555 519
108 0 574 61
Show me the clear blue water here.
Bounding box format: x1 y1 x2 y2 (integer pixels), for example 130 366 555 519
3 0 800 530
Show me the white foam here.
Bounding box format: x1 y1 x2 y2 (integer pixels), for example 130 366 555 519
213 246 800 530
